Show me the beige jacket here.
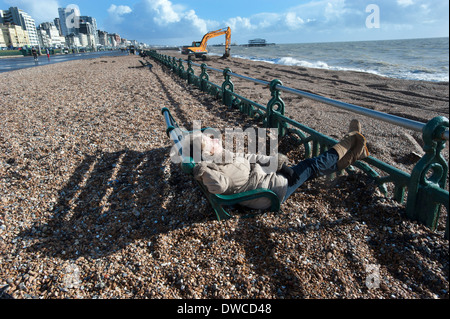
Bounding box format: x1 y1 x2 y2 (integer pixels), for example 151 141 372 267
193 150 289 210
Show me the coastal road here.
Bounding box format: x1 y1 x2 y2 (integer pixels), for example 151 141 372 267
0 50 129 73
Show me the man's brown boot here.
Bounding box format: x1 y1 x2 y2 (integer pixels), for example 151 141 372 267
335 132 369 170
332 119 369 170
348 119 361 133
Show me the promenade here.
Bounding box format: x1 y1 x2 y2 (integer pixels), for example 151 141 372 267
0 50 128 73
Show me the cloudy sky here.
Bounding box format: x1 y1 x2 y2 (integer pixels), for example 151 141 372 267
2 0 448 45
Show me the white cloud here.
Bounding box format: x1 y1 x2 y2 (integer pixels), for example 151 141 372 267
147 0 180 25
397 0 414 7
324 0 351 21
184 9 209 35
105 0 213 44
285 12 305 30
107 4 132 16
224 0 356 36
250 13 280 29
4 0 59 23
226 16 254 31
142 0 208 33
107 4 132 24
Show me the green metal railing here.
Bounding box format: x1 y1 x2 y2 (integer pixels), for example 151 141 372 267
148 50 449 239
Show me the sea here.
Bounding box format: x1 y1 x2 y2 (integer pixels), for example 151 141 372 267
207 37 449 83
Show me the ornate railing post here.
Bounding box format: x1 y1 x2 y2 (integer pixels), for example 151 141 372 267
178 58 185 78
221 68 234 107
265 79 288 137
165 54 169 67
187 59 194 84
171 56 176 72
200 63 209 92
406 116 449 230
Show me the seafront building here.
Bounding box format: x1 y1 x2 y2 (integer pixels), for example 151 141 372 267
78 21 96 48
109 33 121 47
0 7 38 46
58 7 78 36
97 30 108 46
0 28 5 47
37 22 65 48
0 23 31 48
79 16 99 45
53 18 62 36
1 5 134 51
0 26 4 47
58 7 101 50
65 33 81 48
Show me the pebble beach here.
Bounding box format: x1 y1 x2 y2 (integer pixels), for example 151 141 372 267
0 53 448 299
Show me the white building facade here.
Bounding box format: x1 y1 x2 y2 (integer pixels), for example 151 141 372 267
37 22 66 48
0 7 39 46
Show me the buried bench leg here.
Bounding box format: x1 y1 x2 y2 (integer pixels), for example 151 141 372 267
195 181 232 221
209 198 233 221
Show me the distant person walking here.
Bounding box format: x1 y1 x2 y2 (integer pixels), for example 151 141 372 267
31 47 38 61
46 48 50 59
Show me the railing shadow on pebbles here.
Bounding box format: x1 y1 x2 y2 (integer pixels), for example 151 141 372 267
18 148 213 260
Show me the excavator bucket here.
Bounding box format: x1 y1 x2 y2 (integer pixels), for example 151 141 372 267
221 48 230 59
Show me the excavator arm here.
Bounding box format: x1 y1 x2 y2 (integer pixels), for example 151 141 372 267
184 27 231 59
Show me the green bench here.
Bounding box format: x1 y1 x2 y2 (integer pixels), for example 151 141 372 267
161 107 281 221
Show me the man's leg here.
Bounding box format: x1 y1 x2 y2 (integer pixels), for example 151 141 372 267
282 149 339 202
282 119 368 203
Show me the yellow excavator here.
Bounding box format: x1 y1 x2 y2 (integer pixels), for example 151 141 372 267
181 27 231 60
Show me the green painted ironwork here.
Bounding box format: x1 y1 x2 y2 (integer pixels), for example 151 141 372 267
222 68 234 107
406 116 449 232
200 63 210 93
149 50 449 238
187 59 194 84
265 79 288 137
178 58 186 79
